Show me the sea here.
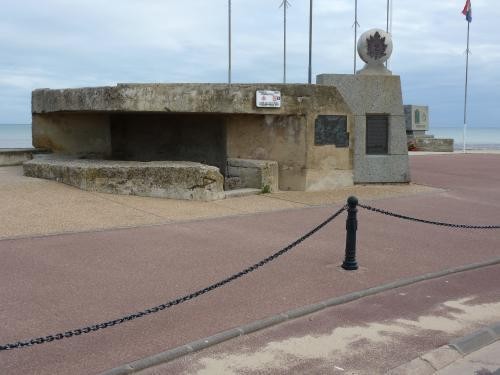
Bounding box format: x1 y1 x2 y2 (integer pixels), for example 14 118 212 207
0 124 499 150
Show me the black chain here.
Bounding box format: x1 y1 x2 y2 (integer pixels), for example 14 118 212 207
359 204 500 229
0 206 346 352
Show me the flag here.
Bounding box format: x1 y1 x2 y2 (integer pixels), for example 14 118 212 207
462 0 472 22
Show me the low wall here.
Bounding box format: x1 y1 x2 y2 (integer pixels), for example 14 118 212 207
0 148 47 166
414 138 454 152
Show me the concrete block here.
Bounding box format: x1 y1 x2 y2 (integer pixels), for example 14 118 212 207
224 188 261 198
23 157 225 201
489 322 500 338
316 74 404 116
227 158 279 192
449 328 496 355
354 154 410 183
32 84 352 117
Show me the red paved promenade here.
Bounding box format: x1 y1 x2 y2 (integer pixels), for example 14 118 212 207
0 154 499 374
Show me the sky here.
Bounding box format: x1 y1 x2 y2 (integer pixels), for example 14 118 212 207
0 0 499 128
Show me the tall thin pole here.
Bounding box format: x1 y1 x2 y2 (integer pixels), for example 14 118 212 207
280 1 291 83
308 0 313 84
284 2 287 83
463 21 471 153
386 0 390 68
386 0 390 32
353 0 359 74
388 0 393 69
228 0 232 85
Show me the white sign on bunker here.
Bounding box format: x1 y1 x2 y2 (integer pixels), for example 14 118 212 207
256 90 281 108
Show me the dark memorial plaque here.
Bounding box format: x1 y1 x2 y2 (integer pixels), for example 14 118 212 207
314 115 349 147
366 115 389 154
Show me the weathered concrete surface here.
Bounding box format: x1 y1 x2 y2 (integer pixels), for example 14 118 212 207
436 341 500 374
32 113 111 156
32 84 351 116
413 137 454 152
0 148 37 166
33 83 354 192
226 158 279 192
226 114 310 191
316 74 410 184
23 157 225 201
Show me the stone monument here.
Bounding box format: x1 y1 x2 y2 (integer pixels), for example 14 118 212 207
317 28 409 183
405 105 454 152
357 29 393 75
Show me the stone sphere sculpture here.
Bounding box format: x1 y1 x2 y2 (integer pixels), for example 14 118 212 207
357 28 393 75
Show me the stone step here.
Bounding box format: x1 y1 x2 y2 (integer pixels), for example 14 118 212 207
224 188 261 199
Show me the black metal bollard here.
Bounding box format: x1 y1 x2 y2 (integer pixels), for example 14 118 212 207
342 196 359 270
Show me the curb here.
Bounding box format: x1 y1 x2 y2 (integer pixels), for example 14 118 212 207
386 322 500 374
101 258 500 375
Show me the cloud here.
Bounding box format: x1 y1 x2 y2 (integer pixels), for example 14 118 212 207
0 0 499 127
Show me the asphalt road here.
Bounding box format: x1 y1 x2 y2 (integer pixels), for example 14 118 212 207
0 154 499 375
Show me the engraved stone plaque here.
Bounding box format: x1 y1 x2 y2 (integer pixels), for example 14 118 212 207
314 115 349 147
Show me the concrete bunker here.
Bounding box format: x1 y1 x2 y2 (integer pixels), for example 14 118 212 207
28 83 383 200
25 29 411 201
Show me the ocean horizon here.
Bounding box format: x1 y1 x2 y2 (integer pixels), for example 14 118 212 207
1 123 500 150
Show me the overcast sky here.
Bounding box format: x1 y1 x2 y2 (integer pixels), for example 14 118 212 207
1 0 499 128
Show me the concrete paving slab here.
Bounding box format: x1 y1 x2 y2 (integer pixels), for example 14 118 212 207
421 346 462 370
435 341 500 374
449 329 496 355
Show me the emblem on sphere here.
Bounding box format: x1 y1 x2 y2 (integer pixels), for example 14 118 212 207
366 32 387 60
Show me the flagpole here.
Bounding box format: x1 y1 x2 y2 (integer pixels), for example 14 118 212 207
284 2 287 83
308 0 313 84
385 0 390 68
228 0 232 86
388 0 393 69
353 0 359 74
283 1 287 83
386 0 390 32
463 21 471 153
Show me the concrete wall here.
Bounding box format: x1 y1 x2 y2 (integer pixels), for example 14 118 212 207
316 74 410 183
226 115 308 191
0 149 35 166
32 113 111 157
304 113 353 190
414 137 454 152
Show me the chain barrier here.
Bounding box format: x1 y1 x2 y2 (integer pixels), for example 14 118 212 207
358 204 500 229
0 206 347 352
